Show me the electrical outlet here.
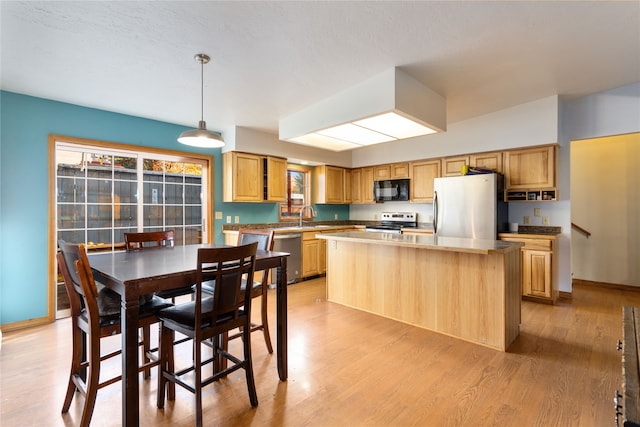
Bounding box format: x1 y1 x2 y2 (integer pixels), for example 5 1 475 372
226 216 231 223
215 211 223 220
534 208 541 217
542 216 550 225
334 213 338 220
234 216 240 224
523 216 530 225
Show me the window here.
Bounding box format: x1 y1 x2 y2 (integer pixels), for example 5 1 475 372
279 165 311 221
52 136 213 316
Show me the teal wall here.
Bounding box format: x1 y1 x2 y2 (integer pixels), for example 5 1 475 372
0 90 348 325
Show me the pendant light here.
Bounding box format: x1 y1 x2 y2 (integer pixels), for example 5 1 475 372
177 53 225 148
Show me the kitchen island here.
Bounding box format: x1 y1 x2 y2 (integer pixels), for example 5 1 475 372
318 232 523 351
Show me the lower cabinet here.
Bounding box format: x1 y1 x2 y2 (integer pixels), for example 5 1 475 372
499 234 558 303
302 231 322 278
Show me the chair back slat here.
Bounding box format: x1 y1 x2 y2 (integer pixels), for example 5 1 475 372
237 229 274 284
124 231 175 251
195 242 258 333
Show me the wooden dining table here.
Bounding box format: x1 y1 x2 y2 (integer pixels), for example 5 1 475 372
88 243 289 426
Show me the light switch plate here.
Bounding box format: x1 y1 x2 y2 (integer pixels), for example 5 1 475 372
542 216 550 225
234 216 240 223
226 216 231 223
215 211 223 220
534 208 541 217
523 216 530 225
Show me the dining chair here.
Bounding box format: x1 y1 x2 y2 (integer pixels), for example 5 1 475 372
124 230 195 302
58 242 172 427
156 242 259 427
231 228 276 353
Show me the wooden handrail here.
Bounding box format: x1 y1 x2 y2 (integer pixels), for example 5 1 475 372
571 223 591 238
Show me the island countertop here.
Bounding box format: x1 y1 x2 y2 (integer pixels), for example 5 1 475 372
318 231 523 255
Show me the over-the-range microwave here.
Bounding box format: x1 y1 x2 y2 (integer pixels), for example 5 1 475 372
373 179 410 202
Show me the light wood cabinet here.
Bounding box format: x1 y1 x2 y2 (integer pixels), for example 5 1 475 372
470 151 503 173
314 165 346 204
441 156 470 176
374 162 410 180
410 160 440 202
265 156 287 201
302 231 321 277
350 167 374 204
499 234 557 303
343 169 352 204
222 151 287 202
504 145 556 190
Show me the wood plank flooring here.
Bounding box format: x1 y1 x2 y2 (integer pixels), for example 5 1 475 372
1 278 639 426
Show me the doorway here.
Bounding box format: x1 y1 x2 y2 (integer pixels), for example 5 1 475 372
570 132 640 287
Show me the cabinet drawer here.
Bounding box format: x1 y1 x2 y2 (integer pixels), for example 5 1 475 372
501 237 552 251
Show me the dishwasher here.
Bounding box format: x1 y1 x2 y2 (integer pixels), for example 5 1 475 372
271 233 301 285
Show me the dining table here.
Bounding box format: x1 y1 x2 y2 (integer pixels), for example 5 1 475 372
88 243 289 426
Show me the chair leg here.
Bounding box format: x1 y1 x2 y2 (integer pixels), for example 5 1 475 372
62 325 83 413
260 292 273 354
157 324 174 408
242 325 258 407
142 324 152 379
80 331 101 427
194 337 203 427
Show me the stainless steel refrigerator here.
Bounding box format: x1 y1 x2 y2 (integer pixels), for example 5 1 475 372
433 173 508 239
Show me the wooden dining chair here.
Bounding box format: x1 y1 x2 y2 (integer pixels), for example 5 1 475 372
58 241 172 427
233 228 275 353
201 228 275 352
124 230 195 302
156 242 259 427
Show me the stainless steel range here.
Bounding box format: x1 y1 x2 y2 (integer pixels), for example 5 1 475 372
365 212 417 234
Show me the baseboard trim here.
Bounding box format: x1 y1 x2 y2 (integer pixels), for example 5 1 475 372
558 291 572 302
0 316 51 333
572 278 640 292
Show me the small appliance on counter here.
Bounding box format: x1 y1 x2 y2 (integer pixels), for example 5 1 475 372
365 212 417 234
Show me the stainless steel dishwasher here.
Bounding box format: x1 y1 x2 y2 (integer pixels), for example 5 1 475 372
272 233 301 285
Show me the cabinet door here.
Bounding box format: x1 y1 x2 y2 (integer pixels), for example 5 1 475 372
470 152 503 173
351 168 362 204
361 167 375 204
374 165 391 180
314 165 345 204
223 152 262 202
522 249 552 298
504 146 556 189
302 238 320 277
410 160 440 202
319 237 327 274
390 163 410 178
266 156 287 202
343 169 352 204
441 156 470 176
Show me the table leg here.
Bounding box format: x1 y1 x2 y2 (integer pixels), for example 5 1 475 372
276 257 288 381
121 295 140 426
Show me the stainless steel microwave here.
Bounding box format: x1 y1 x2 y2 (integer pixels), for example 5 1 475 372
373 179 410 202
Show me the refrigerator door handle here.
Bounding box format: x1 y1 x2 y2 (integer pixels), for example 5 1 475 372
433 190 438 234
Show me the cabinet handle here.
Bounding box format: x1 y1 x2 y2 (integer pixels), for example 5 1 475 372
617 340 623 351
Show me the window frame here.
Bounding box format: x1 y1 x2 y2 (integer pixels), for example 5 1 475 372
279 164 312 222
49 134 214 319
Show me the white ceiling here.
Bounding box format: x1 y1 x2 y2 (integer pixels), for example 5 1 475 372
1 1 639 140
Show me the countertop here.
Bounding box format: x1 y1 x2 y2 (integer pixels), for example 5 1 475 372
318 231 523 255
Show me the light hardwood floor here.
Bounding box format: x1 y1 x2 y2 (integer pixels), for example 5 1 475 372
1 277 639 426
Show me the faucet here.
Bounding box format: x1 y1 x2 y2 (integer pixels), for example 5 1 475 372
299 205 317 227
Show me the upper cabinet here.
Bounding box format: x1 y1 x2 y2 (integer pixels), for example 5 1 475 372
410 160 440 202
343 169 352 204
314 165 346 204
441 156 470 176
504 145 557 201
374 162 410 180
351 167 374 204
222 151 287 202
470 151 503 173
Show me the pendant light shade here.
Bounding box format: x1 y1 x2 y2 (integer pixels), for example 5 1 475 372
178 53 224 148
